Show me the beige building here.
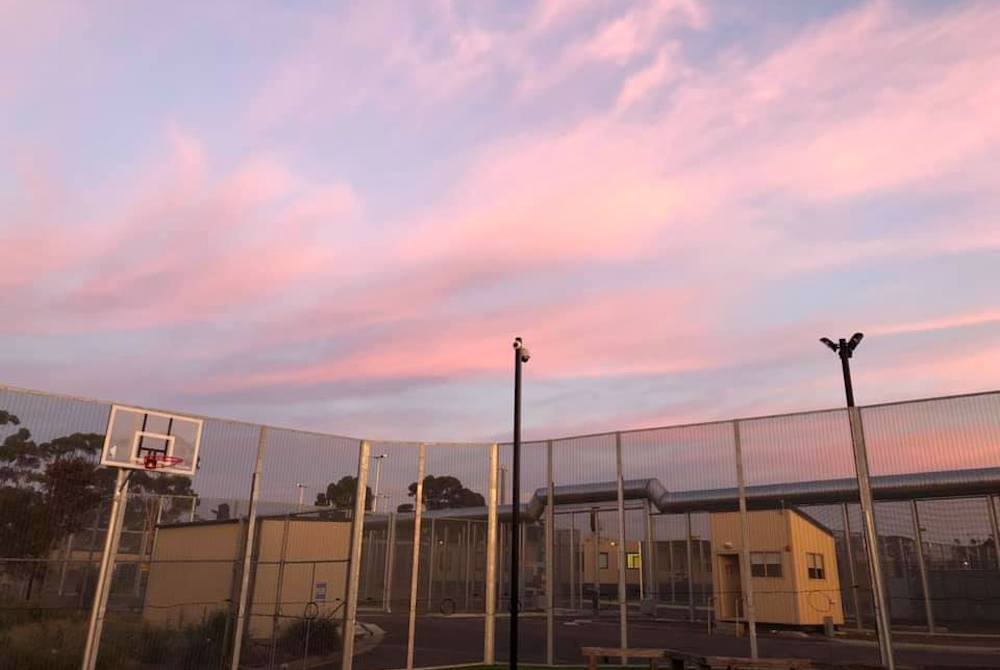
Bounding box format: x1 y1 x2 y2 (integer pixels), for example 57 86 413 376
711 509 844 627
143 517 350 639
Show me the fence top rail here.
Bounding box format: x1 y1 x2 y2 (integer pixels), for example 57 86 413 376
3 381 999 450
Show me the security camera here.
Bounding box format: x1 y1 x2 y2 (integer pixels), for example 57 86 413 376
513 337 530 363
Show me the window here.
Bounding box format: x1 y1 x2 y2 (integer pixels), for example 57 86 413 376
599 552 609 569
807 552 825 580
626 553 641 569
750 551 782 577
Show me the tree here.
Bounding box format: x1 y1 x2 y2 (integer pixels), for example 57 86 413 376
0 409 200 598
407 475 485 511
314 476 372 511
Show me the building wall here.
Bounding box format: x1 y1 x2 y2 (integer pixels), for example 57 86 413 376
787 512 844 626
711 510 842 626
712 511 793 624
579 535 642 592
142 521 241 628
248 519 351 639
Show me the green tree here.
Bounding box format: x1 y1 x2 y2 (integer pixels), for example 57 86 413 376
0 410 199 598
407 475 485 510
314 475 372 511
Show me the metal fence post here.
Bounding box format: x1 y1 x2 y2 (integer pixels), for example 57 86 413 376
230 426 268 670
406 444 426 670
733 421 758 658
569 512 577 611
988 496 1000 572
645 501 656 605
545 440 555 664
841 503 864 630
268 513 292 669
686 513 694 622
82 468 131 670
384 512 396 613
910 500 935 633
341 441 371 670
484 443 499 664
615 432 628 662
848 407 895 669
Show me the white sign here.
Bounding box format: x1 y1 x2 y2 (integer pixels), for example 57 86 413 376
314 581 327 602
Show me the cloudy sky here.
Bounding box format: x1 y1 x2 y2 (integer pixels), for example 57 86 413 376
3 0 1000 443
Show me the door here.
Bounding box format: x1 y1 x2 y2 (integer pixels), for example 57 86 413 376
719 554 743 620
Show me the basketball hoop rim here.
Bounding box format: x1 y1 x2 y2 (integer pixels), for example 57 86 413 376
142 455 184 471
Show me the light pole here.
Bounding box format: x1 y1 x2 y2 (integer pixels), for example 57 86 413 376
372 454 388 513
296 483 307 512
820 332 895 669
510 337 530 670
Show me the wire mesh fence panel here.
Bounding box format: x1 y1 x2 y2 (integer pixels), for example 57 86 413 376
0 386 112 668
915 497 1000 631
494 440 547 664
241 428 359 670
97 417 262 670
547 432 618 663
621 419 736 637
863 392 1000 477
408 443 491 668
738 410 879 667
873 500 925 630
352 441 421 670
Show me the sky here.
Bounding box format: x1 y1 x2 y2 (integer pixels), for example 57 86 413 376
3 0 1000 445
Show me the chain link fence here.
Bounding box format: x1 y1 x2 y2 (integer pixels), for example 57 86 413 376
2 383 1000 669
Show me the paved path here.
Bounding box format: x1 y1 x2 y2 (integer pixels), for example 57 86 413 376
349 612 1000 670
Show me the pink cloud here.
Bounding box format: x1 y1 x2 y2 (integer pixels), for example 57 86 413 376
4 126 358 334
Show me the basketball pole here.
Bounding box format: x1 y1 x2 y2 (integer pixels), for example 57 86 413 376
82 468 132 670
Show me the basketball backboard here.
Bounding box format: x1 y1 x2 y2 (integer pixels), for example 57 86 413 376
100 405 203 477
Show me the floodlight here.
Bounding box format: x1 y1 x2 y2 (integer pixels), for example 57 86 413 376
848 332 864 350
819 337 838 352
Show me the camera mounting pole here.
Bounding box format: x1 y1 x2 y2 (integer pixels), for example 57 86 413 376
510 336 530 670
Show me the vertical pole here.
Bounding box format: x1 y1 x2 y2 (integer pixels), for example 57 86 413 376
733 421 758 659
848 406 895 669
384 512 396 613
58 532 73 596
341 441 371 670
82 469 130 670
842 503 864 630
406 445 426 670
427 519 436 608
987 496 1000 572
545 440 555 665
268 514 292 669
485 443 499 665
373 457 383 513
511 341 524 670
79 510 100 610
590 507 601 614
615 433 628 662
644 502 655 605
669 531 675 604
686 513 694 622
911 500 935 633
230 426 268 670
465 521 473 611
569 513 577 611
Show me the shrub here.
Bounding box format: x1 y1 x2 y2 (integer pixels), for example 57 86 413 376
180 610 230 669
277 615 342 659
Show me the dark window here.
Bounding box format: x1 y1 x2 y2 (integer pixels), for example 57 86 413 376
599 552 609 569
807 552 825 580
750 551 782 577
